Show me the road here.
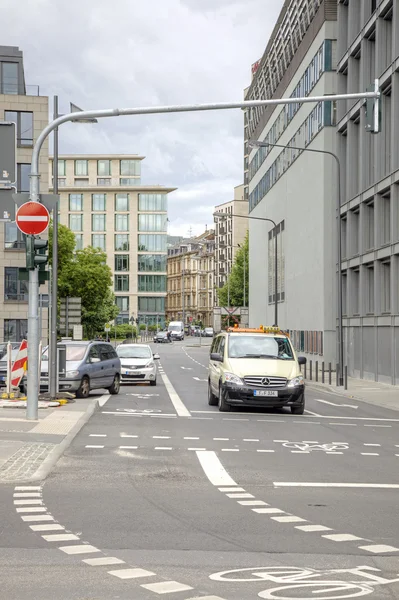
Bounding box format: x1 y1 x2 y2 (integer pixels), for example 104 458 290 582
1 340 399 599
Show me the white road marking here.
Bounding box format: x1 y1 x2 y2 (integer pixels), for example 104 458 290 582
141 581 193 594
119 446 138 449
332 423 356 426
193 377 207 381
83 557 125 566
42 533 80 542
196 451 236 486
222 448 239 452
120 434 138 438
291 451 310 454
59 545 100 555
218 487 244 492
13 492 41 498
188 447 207 451
226 493 254 499
302 441 319 443
273 440 289 442
154 447 172 450
364 443 381 447
16 507 47 513
15 486 41 491
243 439 259 442
108 568 155 579
160 371 191 417
21 515 54 522
359 544 399 554
257 450 275 453
238 500 268 506
252 508 285 514
361 453 380 456
214 438 229 441
180 367 192 370
296 525 333 532
316 399 358 409
223 418 248 421
185 437 200 440
98 394 111 407
272 516 307 523
14 499 42 505
274 482 399 488
153 436 171 439
85 445 104 449
323 534 363 542
326 452 344 455
89 434 107 437
30 524 65 532
304 409 323 416
364 424 391 428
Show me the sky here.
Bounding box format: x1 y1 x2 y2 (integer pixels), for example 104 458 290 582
4 0 284 236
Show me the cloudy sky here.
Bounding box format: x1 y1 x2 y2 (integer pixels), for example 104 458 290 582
5 0 283 236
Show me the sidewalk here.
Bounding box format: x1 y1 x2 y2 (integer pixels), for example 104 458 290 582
306 376 399 413
0 395 103 483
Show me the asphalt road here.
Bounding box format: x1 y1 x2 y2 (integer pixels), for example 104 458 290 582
1 340 399 600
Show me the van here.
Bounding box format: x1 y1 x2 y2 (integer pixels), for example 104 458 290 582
168 321 184 341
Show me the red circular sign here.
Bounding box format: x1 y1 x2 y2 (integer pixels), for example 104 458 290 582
16 202 50 235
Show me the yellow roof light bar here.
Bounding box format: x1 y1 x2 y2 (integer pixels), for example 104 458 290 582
227 325 289 336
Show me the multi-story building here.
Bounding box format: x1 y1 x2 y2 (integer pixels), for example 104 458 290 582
336 0 399 384
50 155 176 329
166 231 215 327
0 46 49 343
214 184 248 295
245 0 338 364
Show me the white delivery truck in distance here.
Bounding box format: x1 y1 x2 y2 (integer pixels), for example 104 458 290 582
168 321 184 341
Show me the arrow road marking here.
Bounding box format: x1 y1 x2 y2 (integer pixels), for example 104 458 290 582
316 399 358 409
193 377 207 382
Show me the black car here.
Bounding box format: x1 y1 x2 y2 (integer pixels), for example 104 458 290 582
153 331 171 343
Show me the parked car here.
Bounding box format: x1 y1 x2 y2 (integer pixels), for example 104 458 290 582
204 327 214 337
39 341 121 398
153 331 171 343
116 344 159 386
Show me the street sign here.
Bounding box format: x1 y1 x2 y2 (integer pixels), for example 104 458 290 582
104 324 111 332
0 122 16 184
0 187 17 221
59 297 82 334
16 202 50 235
73 325 83 340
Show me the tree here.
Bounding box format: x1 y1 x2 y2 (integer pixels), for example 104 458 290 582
217 233 249 307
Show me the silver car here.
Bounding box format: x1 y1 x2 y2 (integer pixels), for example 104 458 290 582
40 341 121 398
116 344 159 385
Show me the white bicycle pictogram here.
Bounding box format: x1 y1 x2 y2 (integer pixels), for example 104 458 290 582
116 408 162 413
282 441 349 452
209 565 399 599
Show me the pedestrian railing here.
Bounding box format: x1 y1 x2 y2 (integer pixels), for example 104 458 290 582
303 360 348 390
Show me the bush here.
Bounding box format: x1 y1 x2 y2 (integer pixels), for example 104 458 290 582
108 324 137 339
139 323 146 331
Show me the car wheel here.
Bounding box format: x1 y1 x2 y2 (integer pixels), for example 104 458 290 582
208 380 218 406
150 379 157 386
218 383 231 412
108 374 120 395
76 376 90 399
291 401 305 415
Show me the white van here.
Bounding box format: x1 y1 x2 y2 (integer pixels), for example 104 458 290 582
168 321 184 341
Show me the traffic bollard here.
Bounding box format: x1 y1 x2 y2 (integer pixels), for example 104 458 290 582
310 360 312 381
322 361 325 384
336 363 339 386
304 362 307 379
315 361 318 382
328 363 332 385
344 365 348 390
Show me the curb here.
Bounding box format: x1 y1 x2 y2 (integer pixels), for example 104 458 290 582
28 398 100 482
306 381 399 413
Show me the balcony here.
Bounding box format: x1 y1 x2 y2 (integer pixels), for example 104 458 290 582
0 83 40 96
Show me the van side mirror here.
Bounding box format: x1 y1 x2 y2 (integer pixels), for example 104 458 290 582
153 353 160 359
210 352 223 362
298 356 307 365
89 357 101 364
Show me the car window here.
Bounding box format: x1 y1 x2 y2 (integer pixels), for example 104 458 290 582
211 335 222 355
87 345 100 361
219 337 226 360
66 345 88 361
98 344 113 361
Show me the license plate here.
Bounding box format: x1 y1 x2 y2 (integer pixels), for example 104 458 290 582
254 390 278 397
1 376 5 381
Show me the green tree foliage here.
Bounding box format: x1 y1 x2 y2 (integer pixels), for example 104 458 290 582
217 233 249 307
48 222 75 272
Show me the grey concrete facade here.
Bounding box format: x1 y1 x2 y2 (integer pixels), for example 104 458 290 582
337 0 399 384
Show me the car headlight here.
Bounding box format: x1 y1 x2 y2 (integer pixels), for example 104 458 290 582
287 375 304 388
224 372 244 386
145 361 154 368
65 370 80 378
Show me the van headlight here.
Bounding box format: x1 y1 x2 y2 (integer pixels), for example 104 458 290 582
66 370 80 378
287 375 304 388
224 372 244 386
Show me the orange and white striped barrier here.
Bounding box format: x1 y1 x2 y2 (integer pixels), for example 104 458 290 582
10 339 28 389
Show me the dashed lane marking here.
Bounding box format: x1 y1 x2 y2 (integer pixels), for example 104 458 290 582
16 507 46 513
271 516 307 523
238 500 268 506
226 493 254 499
84 557 125 566
42 533 80 542
359 544 399 554
218 487 245 492
119 446 138 450
15 486 41 491
59 545 100 555
141 581 193 594
21 515 54 522
89 434 107 437
30 524 65 532
154 447 172 450
108 568 156 580
323 534 364 542
14 492 41 497
252 508 284 514
85 445 105 449
296 525 333 532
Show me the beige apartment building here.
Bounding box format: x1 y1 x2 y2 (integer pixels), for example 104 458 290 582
214 184 248 294
50 155 175 328
166 231 215 327
0 46 49 343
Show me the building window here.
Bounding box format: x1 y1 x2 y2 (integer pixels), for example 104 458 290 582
1 62 18 94
138 275 167 292
58 160 66 176
138 297 165 312
74 179 89 187
92 214 106 231
74 159 88 176
69 214 83 231
4 319 28 342
74 234 83 250
268 220 285 304
138 254 167 272
97 178 111 186
115 214 129 231
116 296 129 313
4 222 25 249
115 274 129 292
4 111 33 146
351 268 360 315
115 254 129 271
138 234 167 252
342 271 347 316
17 164 30 192
138 193 167 211
350 208 360 256
115 193 129 212
57 178 66 187
364 201 374 250
120 178 140 185
365 263 374 314
92 193 106 211
97 159 110 176
138 214 167 232
380 260 391 313
380 192 391 245
4 267 28 301
92 234 106 251
69 193 83 211
120 159 140 176
115 234 129 251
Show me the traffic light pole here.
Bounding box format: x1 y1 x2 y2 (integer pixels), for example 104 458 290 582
49 96 59 400
25 88 380 420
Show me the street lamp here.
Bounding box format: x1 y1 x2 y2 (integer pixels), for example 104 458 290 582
249 139 344 387
213 211 278 327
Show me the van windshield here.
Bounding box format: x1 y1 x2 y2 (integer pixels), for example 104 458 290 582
228 336 294 360
169 325 181 331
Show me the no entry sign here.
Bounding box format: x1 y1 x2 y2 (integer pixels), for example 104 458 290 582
16 202 50 235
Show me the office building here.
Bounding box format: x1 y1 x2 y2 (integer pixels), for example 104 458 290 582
0 46 49 343
51 155 176 329
166 230 215 327
214 184 248 295
336 0 399 384
245 0 338 364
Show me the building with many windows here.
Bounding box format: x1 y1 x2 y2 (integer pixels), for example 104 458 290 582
166 231 215 327
51 155 176 329
336 0 399 384
214 184 248 297
245 0 338 365
0 45 49 343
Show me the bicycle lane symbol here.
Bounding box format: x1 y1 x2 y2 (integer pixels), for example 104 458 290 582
209 565 399 599
282 442 349 452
